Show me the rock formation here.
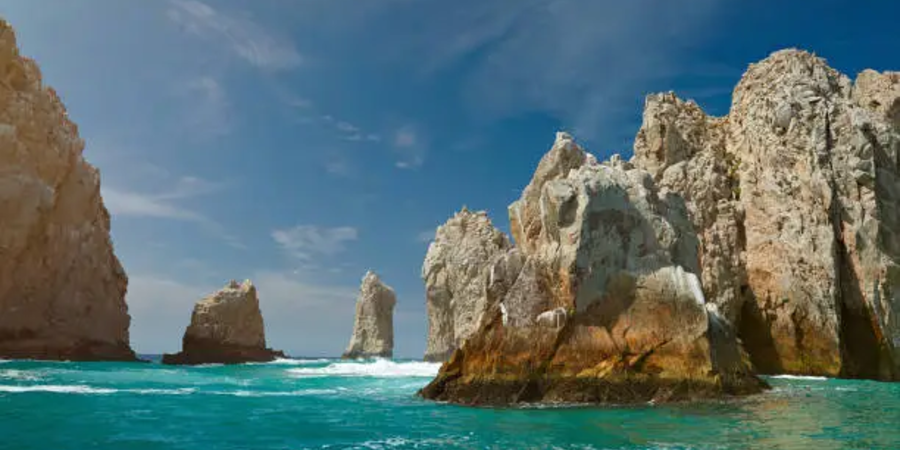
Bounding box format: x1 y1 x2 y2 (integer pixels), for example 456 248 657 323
632 49 900 380
0 19 135 361
343 271 396 359
422 208 512 361
420 133 765 405
162 280 283 365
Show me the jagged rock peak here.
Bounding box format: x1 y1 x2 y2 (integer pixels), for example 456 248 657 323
343 270 396 359
0 18 135 361
630 47 900 381
422 207 512 362
162 280 284 365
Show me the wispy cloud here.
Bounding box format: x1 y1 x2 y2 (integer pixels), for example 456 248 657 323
271 225 359 260
103 176 244 249
167 0 302 70
393 125 426 169
175 75 232 139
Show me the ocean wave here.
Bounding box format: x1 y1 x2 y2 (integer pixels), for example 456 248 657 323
0 370 43 381
287 359 440 378
246 358 332 366
0 384 117 394
209 388 339 397
770 374 829 381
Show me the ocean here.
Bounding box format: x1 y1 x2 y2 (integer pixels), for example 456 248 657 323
0 357 898 449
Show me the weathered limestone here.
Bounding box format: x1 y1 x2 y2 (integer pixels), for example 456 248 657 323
421 133 765 405
162 280 283 365
632 49 900 380
343 271 396 359
0 19 135 361
421 208 512 362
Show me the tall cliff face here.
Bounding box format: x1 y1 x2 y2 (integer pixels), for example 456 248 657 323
0 20 135 361
421 208 512 362
421 133 764 406
162 280 284 365
343 271 396 359
632 49 900 380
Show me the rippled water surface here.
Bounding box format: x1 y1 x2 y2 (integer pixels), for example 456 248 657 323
1 357 899 449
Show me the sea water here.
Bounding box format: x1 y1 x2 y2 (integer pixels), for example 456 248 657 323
0 357 898 449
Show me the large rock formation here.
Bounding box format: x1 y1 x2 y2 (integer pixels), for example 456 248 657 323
631 49 900 380
422 208 512 361
0 19 135 361
162 280 283 365
421 133 765 405
343 271 396 359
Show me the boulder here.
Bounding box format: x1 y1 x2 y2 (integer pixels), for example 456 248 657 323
0 19 135 361
632 49 900 380
421 208 512 362
162 280 283 365
420 135 765 405
343 271 396 359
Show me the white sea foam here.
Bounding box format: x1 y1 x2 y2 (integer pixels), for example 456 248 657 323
209 388 338 397
770 374 829 381
0 384 117 394
0 370 42 381
287 359 441 378
254 358 332 366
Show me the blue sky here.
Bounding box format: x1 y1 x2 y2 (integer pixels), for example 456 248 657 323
0 0 896 358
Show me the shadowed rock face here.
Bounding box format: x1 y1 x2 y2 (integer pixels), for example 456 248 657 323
420 133 766 406
343 271 396 359
632 49 900 380
0 19 135 361
162 280 283 365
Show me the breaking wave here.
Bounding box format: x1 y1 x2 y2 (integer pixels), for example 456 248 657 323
770 374 829 381
287 359 440 378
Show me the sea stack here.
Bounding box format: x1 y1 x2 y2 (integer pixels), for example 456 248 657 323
342 271 396 359
631 50 900 380
0 19 135 361
421 208 514 362
421 132 765 406
162 280 284 365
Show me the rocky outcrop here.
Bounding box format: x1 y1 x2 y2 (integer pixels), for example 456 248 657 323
343 271 396 359
421 208 512 362
162 280 283 365
631 49 900 380
421 133 765 405
0 19 135 361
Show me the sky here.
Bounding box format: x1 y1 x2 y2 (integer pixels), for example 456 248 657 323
0 0 896 358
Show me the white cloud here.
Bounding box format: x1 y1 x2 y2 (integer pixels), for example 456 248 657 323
335 121 359 133
271 225 359 260
102 177 244 249
392 125 426 169
167 0 302 70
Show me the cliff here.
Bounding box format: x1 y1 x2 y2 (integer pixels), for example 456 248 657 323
632 50 900 380
162 280 283 365
0 19 135 361
420 133 765 405
343 271 396 359
421 208 513 361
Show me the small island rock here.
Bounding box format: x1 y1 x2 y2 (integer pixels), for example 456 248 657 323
343 271 396 359
162 280 284 365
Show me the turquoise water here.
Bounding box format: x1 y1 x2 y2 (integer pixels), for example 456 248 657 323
0 358 898 449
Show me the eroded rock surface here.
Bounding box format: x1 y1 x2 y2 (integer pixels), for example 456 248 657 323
632 49 900 380
343 271 396 359
0 19 135 361
162 280 283 365
421 208 512 362
421 134 764 405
